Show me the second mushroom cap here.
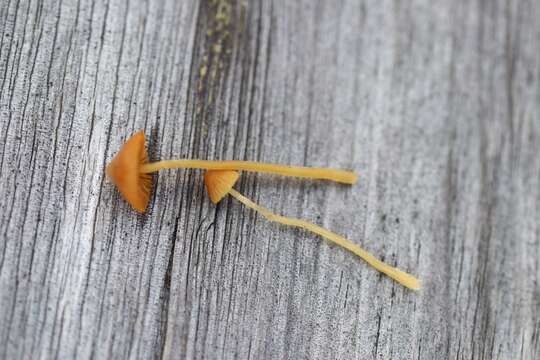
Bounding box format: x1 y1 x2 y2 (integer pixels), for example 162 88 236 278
204 170 240 204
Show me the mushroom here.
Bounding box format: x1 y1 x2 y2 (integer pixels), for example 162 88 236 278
106 130 357 212
204 170 420 291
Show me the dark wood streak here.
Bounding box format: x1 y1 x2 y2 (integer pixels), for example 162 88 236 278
0 0 539 359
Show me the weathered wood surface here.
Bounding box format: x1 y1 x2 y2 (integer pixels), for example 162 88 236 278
1 0 539 359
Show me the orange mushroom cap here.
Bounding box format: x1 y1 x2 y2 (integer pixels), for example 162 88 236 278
204 170 240 204
106 131 152 213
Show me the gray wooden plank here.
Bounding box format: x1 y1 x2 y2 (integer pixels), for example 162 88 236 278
0 0 539 359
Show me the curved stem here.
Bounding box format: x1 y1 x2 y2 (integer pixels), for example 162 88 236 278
140 159 357 184
227 189 420 290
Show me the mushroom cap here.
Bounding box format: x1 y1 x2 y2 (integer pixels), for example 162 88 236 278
204 170 240 204
106 131 152 213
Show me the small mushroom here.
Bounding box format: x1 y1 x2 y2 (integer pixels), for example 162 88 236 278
114 131 356 183
204 170 420 291
106 131 356 212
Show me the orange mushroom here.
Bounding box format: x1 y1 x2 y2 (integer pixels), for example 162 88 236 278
106 130 357 212
204 170 421 291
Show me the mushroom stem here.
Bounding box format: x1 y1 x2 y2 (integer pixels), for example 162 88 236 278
227 188 420 291
140 160 357 184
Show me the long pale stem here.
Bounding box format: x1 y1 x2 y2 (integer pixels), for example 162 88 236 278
227 188 420 290
140 160 357 184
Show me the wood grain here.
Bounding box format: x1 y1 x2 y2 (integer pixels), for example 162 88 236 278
1 0 539 359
